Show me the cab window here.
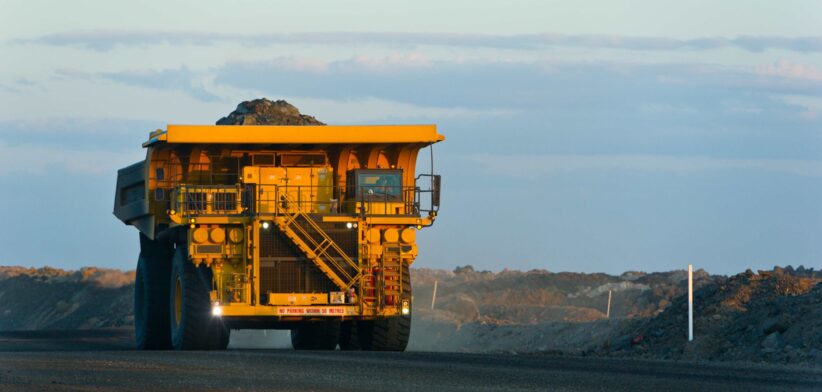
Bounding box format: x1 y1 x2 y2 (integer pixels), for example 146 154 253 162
348 169 402 200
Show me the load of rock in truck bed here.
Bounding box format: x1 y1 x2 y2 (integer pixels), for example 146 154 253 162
216 99 325 126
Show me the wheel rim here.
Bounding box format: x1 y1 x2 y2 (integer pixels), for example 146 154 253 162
174 276 182 328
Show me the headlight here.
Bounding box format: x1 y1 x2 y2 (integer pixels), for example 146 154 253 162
401 299 410 315
261 221 270 230
212 304 222 317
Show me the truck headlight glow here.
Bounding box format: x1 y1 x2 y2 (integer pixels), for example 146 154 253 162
212 305 222 317
401 300 410 315
261 221 270 230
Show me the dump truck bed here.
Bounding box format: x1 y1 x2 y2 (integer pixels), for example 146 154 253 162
144 124 444 146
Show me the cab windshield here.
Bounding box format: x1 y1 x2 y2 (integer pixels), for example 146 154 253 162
356 171 402 200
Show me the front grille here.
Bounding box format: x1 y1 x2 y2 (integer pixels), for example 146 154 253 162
258 225 352 297
259 258 338 299
259 221 358 259
299 218 358 258
260 226 300 258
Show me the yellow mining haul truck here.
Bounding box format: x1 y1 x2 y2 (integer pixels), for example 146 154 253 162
114 124 443 351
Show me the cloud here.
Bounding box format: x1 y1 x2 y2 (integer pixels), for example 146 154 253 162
0 117 159 136
14 78 37 87
0 141 140 176
289 97 516 123
779 95 822 120
52 66 220 102
99 67 220 102
15 30 822 53
757 59 822 82
459 153 822 178
209 56 822 113
0 84 21 94
41 55 817 153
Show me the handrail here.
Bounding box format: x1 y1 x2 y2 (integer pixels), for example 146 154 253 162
165 179 439 218
274 189 361 289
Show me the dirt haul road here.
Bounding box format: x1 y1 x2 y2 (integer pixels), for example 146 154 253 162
0 330 820 391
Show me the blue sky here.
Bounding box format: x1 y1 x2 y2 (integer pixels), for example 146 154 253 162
0 1 821 274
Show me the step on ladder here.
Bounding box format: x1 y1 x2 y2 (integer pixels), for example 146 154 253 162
273 193 360 290
381 244 403 307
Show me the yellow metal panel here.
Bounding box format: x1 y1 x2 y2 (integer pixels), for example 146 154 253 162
268 293 329 306
364 216 434 226
242 166 259 184
321 216 358 223
257 167 287 213
158 125 444 145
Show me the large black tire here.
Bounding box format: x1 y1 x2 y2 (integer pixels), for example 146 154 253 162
291 321 341 350
338 321 361 351
134 235 173 350
357 262 412 352
169 247 230 350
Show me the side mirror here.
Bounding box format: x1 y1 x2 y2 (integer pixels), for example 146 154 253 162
431 175 441 208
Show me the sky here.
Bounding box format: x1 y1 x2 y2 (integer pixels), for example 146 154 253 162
0 0 820 275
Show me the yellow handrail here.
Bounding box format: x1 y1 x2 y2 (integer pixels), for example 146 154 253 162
274 190 361 289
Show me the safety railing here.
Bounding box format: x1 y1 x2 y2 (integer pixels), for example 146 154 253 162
254 185 421 217
252 185 346 215
168 185 245 216
354 185 418 217
162 180 440 218
414 174 441 216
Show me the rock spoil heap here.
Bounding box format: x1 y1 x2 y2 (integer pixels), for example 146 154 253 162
0 266 133 330
216 98 325 126
605 267 822 364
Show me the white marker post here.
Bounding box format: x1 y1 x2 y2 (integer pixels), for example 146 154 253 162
606 290 612 318
688 264 694 342
431 280 438 310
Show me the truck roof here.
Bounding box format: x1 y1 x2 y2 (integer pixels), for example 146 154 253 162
143 124 444 147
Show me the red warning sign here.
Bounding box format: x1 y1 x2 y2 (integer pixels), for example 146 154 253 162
276 307 348 315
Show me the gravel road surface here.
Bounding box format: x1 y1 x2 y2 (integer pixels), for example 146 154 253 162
0 330 820 391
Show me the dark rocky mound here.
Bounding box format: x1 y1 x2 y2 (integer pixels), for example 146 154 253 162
216 98 325 126
412 266 717 324
0 266 134 330
603 267 822 364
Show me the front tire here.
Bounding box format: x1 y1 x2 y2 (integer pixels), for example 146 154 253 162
134 235 173 350
169 247 230 350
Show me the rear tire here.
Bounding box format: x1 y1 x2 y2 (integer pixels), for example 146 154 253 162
291 321 340 350
134 235 173 350
357 262 412 352
356 316 411 352
169 247 230 350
